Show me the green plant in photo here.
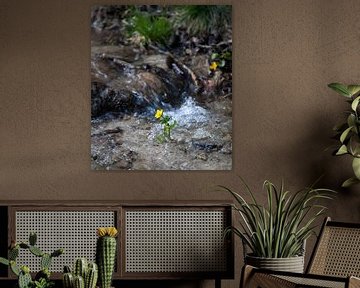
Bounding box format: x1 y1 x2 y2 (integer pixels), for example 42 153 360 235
173 5 231 37
328 82 360 187
220 178 335 258
154 108 177 143
209 51 232 72
127 10 172 45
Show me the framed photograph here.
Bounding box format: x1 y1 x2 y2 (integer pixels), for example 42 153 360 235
91 5 232 170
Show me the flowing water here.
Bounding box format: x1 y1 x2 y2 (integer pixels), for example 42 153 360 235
91 33 232 170
91 96 232 170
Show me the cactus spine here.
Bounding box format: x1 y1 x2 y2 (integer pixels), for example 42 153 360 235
63 260 98 288
96 227 118 288
75 258 88 279
63 272 74 288
85 262 98 288
74 275 85 288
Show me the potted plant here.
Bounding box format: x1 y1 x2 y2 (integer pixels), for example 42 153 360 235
328 82 360 187
221 178 334 273
0 232 64 288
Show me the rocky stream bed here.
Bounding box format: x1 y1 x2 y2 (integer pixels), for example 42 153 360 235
90 6 232 170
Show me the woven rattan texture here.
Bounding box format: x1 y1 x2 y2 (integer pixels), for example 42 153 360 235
15 211 115 272
125 210 227 273
277 275 345 288
309 226 360 277
249 273 297 288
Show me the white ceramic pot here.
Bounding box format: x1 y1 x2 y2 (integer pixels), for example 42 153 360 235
245 254 305 273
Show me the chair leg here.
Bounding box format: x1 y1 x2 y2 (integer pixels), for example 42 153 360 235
215 278 221 288
240 265 255 288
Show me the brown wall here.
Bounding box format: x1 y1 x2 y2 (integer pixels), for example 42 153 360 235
1 0 360 287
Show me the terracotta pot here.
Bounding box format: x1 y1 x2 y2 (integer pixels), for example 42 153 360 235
245 254 305 273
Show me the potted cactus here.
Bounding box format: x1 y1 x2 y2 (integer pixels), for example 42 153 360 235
96 227 118 288
62 258 98 288
0 232 63 288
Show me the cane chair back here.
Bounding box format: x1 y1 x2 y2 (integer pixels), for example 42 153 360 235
241 217 360 288
307 217 360 277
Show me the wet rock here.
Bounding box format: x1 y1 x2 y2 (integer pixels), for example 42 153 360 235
91 52 198 117
220 142 232 154
192 141 222 152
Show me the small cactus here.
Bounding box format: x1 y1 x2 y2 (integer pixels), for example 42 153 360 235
63 259 98 288
41 253 52 270
9 246 19 260
85 262 98 288
10 260 20 276
35 268 50 281
74 258 88 279
0 232 63 288
63 272 74 288
51 248 64 257
29 245 44 257
96 227 118 288
74 275 85 288
18 269 32 288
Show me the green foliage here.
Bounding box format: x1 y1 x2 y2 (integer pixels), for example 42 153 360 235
174 5 231 37
32 278 54 288
221 178 335 258
127 10 172 45
328 82 360 187
0 232 63 288
154 109 177 143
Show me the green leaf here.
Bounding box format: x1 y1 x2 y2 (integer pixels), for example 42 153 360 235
211 53 219 60
10 261 20 276
219 60 226 67
347 85 360 97
336 144 348 155
328 83 351 97
342 177 360 188
352 157 360 179
349 135 360 156
351 96 360 111
347 114 356 128
340 126 353 143
0 257 9 266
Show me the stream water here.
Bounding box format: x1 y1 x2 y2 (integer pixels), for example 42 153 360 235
91 96 232 170
91 29 232 170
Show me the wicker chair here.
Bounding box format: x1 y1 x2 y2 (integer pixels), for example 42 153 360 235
241 217 360 288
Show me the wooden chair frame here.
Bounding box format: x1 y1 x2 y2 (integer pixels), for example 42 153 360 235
241 217 360 288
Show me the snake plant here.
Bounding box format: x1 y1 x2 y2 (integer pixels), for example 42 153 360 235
221 178 335 258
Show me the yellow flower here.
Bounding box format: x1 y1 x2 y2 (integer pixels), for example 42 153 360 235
155 109 164 119
97 227 118 237
209 61 218 71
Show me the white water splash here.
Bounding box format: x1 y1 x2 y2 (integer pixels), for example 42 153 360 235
166 97 209 129
148 97 210 141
